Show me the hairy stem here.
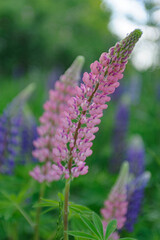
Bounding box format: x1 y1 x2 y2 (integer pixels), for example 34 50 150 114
63 178 71 240
34 182 46 240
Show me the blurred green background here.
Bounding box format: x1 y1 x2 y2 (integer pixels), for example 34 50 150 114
0 0 160 239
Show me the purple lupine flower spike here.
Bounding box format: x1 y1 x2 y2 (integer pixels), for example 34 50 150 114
125 135 151 232
129 75 142 105
19 105 38 164
0 112 22 174
6 83 36 116
0 114 8 172
19 116 38 164
0 84 36 174
125 172 150 232
110 96 130 173
127 135 145 177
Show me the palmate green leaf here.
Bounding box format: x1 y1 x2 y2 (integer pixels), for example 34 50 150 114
79 215 102 238
41 207 58 215
34 198 59 208
105 219 117 240
67 231 97 239
92 213 104 240
0 200 11 209
0 191 34 227
0 200 15 220
16 180 35 203
70 203 92 212
69 203 92 216
71 214 89 233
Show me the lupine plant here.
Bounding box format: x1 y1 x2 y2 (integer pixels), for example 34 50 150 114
30 29 142 240
30 55 85 182
0 112 22 174
19 112 38 164
30 55 85 240
101 136 150 239
0 84 36 174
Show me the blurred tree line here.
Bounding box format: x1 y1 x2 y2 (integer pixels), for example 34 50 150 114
0 0 117 76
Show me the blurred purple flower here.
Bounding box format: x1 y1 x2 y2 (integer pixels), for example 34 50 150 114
0 111 22 174
110 96 130 173
126 135 145 177
111 83 125 102
125 172 150 232
0 84 37 174
19 117 38 164
125 136 150 232
47 67 63 90
128 75 142 105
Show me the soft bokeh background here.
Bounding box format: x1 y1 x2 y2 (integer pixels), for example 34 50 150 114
0 0 160 239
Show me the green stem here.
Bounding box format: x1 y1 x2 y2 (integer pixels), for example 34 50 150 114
63 178 71 240
34 182 46 240
15 203 34 227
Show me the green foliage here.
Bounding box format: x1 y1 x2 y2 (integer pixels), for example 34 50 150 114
35 198 59 209
68 206 136 240
0 0 113 75
0 1 160 239
0 190 34 227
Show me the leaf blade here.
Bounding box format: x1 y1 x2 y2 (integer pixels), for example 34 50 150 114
67 231 97 239
105 219 117 240
92 213 104 239
80 215 102 238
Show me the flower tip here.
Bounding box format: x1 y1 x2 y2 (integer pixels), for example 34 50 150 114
144 171 151 182
133 29 143 39
121 161 129 174
76 55 85 65
129 135 144 150
19 83 36 101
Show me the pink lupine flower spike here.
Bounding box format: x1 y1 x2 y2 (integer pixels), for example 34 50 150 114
52 29 142 179
101 162 129 240
30 56 85 182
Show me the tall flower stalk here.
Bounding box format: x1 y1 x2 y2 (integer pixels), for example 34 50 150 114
30 56 85 240
51 29 142 239
63 178 71 240
52 29 142 180
30 29 142 240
